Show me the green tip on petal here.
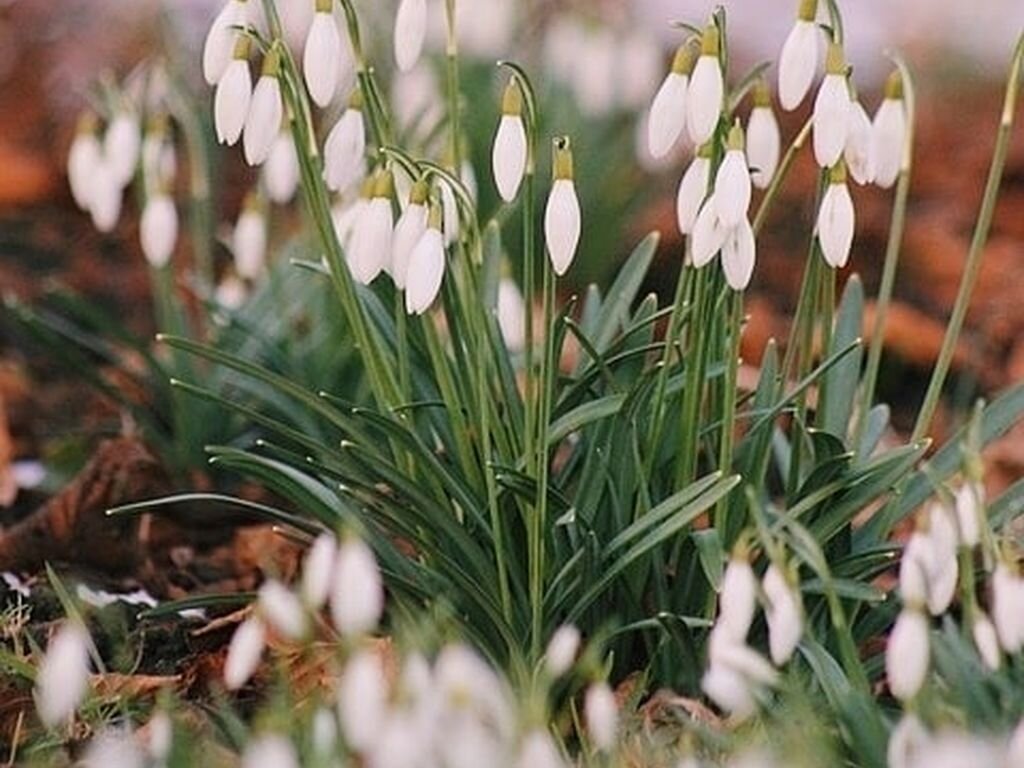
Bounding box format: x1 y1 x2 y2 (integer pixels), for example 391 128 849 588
825 42 846 75
358 176 376 200
884 70 904 101
700 24 720 57
727 121 745 151
373 170 394 199
315 0 333 13
261 47 282 77
552 137 574 181
347 87 365 111
696 140 715 159
409 178 430 206
427 200 444 229
232 34 252 61
752 79 772 108
670 44 696 76
797 0 818 22
828 158 848 185
501 79 523 117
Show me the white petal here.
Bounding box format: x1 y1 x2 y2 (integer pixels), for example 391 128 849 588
899 532 931 606
714 149 751 227
816 182 854 268
264 132 299 204
243 76 282 166
140 194 178 269
746 106 780 189
718 558 757 640
544 624 581 676
702 663 757 720
844 100 874 185
257 580 307 640
304 12 340 108
405 227 446 315
497 277 527 353
973 612 1001 670
885 609 929 701
871 98 906 188
242 735 298 768
324 109 366 193
330 537 384 635
691 197 727 268
215 59 252 146
224 617 266 690
954 483 983 548
35 623 91 726
687 56 723 145
763 565 802 665
301 533 337 609
69 132 102 211
233 209 267 279
778 20 819 111
350 197 393 285
812 74 850 168
583 682 617 752
104 113 141 188
391 202 428 290
516 730 566 768
203 0 248 86
394 0 427 73
676 156 710 235
492 115 528 202
90 161 123 233
544 179 581 276
888 714 928 768
338 650 388 751
993 564 1024 652
647 72 689 159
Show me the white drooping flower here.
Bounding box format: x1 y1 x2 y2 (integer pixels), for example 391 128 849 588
142 119 177 191
79 729 145 768
391 181 430 290
544 624 581 677
687 26 724 145
35 621 91 726
584 681 618 753
899 529 933 607
746 82 781 189
104 110 141 188
434 643 515 740
992 561 1024 653
954 482 984 548
301 532 337 609
147 711 173 762
816 161 855 268
492 80 528 203
215 37 253 146
330 535 384 635
888 713 929 768
405 205 446 315
224 616 266 690
763 562 803 665
304 1 341 107
516 729 566 768
233 198 267 280
718 550 757 641
264 130 299 204
715 127 752 228
871 71 907 189
676 147 711 235
647 44 694 159
844 97 874 185
972 611 1001 670
69 114 102 211
703 625 778 720
323 93 366 193
923 502 959 616
701 661 758 720
241 734 299 768
243 50 283 166
338 649 389 752
349 171 394 285
90 160 123 233
544 139 581 277
812 43 850 168
691 197 728 269
886 606 929 701
777 0 820 111
257 579 307 640
216 274 248 309
140 193 178 269
203 0 250 85
394 0 427 73
497 277 526 353
721 217 756 291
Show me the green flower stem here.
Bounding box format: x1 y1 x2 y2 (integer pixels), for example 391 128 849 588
715 290 744 544
444 0 462 175
675 267 712 488
911 35 1024 444
522 169 537 475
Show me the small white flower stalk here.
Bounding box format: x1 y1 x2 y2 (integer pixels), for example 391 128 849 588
405 202 447 315
718 542 757 642
687 25 724 145
215 35 253 146
746 80 781 189
762 560 804 665
324 89 367 193
647 43 695 160
871 70 908 189
844 92 874 186
497 275 527 353
778 0 820 111
330 533 384 636
816 160 855 269
203 0 251 86
104 108 142 189
544 138 581 277
68 113 102 211
35 621 92 727
676 142 712 236
243 48 283 166
394 0 428 73
350 170 395 285
264 128 300 204
544 624 581 677
954 482 985 548
492 79 528 203
392 179 430 291
140 190 178 269
304 0 342 108
257 579 308 641
886 604 929 702
971 610 1001 671
992 559 1024 653
584 680 618 753
224 615 267 690
812 42 851 169
233 194 268 281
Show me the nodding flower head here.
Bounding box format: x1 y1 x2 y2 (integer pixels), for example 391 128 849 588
871 70 907 189
214 35 253 146
243 48 283 166
492 79 529 202
746 80 781 189
812 42 851 168
816 160 855 269
647 43 694 159
394 0 428 73
350 170 395 286
304 0 342 108
68 113 102 211
405 201 447 315
778 0 820 111
544 137 581 277
686 25 724 145
324 89 367 193
203 0 251 86
676 142 712 236
140 192 178 269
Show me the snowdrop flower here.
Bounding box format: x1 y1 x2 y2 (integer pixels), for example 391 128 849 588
584 681 618 752
544 138 581 277
243 49 283 166
702 628 777 720
334 181 371 252
676 144 712 235
216 274 248 309
311 707 338 756
394 0 427 73
104 110 141 188
844 95 874 185
405 203 446 315
954 482 984 548
701 660 758 720
497 277 526 353
687 25 724 145
203 0 250 85
304 0 341 108
721 218 756 291
691 197 728 269
349 171 395 285
242 734 299 768
35 621 91 726
899 528 933 607
140 192 178 269
763 562 803 665
886 606 929 701
923 502 958 615
90 161 123 233
992 561 1024 653
647 44 694 160
257 579 307 640
142 117 176 191
777 0 820 111
888 713 928 768
301 532 337 609
871 71 907 189
330 535 384 635
147 711 173 762
215 36 253 146
233 197 267 280
718 546 757 641
224 616 266 690
516 729 566 768
544 624 581 676
972 610 1001 670
441 178 460 245
492 79 528 202
79 729 144 768
812 43 850 168
392 180 430 290
715 123 752 228
746 81 781 189
435 643 515 740
816 160 854 268
338 649 389 752
264 129 299 204
324 91 366 193
68 114 102 211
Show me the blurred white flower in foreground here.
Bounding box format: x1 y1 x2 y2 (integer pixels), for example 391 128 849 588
35 621 91 726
